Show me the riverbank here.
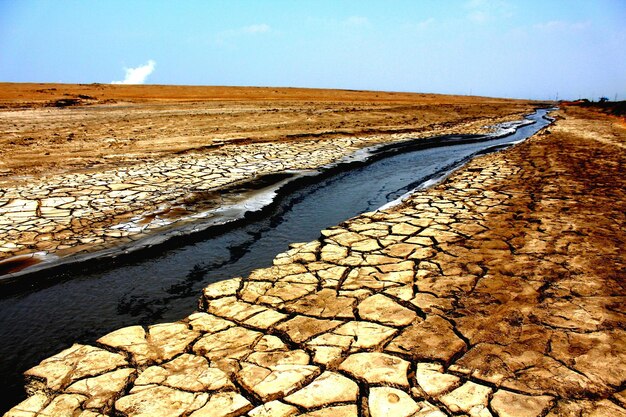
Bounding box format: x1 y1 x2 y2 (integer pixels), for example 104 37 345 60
0 115 547 284
0 109 553 410
5 107 625 416
0 84 538 276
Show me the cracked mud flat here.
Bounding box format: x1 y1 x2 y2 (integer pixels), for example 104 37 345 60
0 84 536 276
5 106 625 417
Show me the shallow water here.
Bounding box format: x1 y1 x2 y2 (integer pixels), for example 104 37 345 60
0 109 552 412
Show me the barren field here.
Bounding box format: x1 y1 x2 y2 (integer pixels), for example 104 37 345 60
6 104 626 416
0 83 537 185
0 83 541 266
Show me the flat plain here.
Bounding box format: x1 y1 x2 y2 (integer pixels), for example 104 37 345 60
3 84 625 417
0 83 536 267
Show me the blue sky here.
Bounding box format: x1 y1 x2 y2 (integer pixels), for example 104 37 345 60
1 0 625 100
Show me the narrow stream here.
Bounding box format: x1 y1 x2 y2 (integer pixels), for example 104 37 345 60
0 109 552 412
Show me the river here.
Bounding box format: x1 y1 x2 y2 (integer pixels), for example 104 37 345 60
0 108 553 412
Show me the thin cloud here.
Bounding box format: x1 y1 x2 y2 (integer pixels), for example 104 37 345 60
415 17 436 30
215 23 272 45
112 60 156 85
465 0 513 23
468 11 488 23
344 16 370 27
242 23 271 34
402 18 436 33
534 20 591 32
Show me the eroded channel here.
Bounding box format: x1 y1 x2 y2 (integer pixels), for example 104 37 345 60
0 108 553 412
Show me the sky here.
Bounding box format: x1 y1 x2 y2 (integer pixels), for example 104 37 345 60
0 0 625 100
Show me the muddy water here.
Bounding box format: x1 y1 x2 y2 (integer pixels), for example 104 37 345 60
0 109 552 412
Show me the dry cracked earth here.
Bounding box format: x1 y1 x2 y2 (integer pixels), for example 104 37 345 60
4 105 626 417
0 84 534 272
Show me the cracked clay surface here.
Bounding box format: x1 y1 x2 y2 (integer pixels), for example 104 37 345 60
0 84 534 269
5 105 626 417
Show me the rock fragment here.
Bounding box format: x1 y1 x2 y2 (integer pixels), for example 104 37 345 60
193 326 263 362
368 387 419 417
114 385 208 417
338 352 410 388
248 400 299 417
238 363 320 402
414 362 461 397
188 392 253 417
295 404 358 417
24 344 128 392
490 390 554 417
97 322 199 365
133 353 233 392
283 371 358 408
385 315 466 364
66 368 136 410
357 293 418 326
440 382 492 416
275 316 342 343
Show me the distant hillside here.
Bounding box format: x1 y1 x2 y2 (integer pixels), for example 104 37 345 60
562 99 626 119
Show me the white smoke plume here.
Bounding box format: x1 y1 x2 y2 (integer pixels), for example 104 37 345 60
112 60 156 84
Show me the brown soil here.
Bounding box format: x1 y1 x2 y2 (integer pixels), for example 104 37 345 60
9 105 626 416
0 83 540 186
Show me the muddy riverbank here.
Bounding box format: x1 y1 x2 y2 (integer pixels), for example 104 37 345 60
0 85 541 276
0 110 552 413
0 110 551 283
6 106 625 416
